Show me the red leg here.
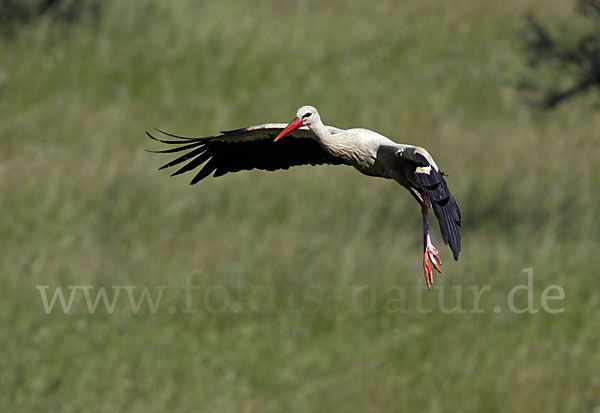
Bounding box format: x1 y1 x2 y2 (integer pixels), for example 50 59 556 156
417 192 442 289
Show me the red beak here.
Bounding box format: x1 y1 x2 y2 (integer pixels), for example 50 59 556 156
274 117 303 142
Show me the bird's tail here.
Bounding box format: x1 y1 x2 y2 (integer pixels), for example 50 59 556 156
429 184 461 260
414 165 462 260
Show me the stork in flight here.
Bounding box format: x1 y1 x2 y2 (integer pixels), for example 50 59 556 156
147 106 461 288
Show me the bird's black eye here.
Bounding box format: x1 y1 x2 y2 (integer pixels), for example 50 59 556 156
302 112 312 119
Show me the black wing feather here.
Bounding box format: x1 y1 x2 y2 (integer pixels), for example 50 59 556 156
191 158 219 184
170 149 211 176
414 153 462 260
147 128 348 185
159 147 207 170
145 130 200 145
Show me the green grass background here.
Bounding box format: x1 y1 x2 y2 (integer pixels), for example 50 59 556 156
1 0 599 411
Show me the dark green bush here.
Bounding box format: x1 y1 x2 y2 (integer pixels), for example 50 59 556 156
0 0 101 26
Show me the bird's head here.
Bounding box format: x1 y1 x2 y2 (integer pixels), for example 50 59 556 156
274 105 320 142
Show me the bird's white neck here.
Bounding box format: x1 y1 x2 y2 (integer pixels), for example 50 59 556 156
307 119 333 142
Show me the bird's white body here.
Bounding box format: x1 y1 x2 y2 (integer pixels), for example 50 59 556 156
293 106 439 192
319 128 391 171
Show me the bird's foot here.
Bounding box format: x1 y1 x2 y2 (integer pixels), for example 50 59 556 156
423 235 442 289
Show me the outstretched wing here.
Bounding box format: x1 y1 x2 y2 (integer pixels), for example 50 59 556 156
396 146 462 260
147 124 349 185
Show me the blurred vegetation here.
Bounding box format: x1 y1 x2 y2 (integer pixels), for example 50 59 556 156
519 0 600 108
0 0 101 26
1 0 599 411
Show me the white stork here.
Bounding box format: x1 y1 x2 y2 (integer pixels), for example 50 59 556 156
147 106 461 288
